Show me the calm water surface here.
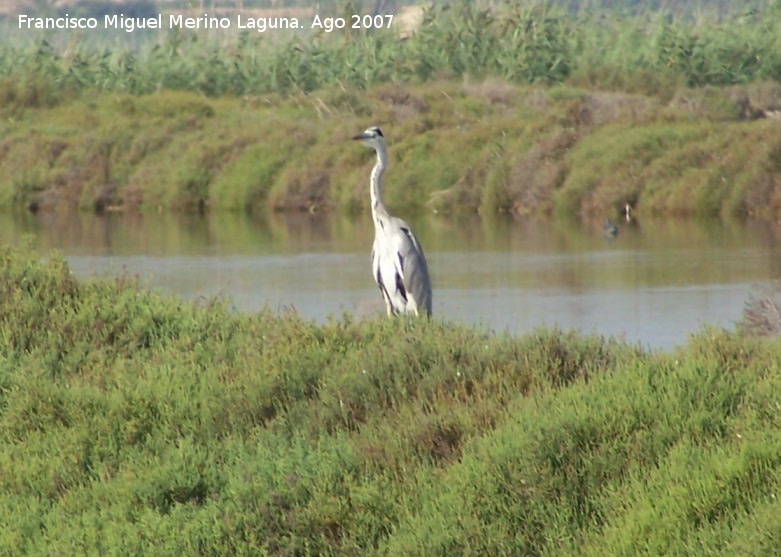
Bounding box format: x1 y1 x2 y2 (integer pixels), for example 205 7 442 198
5 211 781 350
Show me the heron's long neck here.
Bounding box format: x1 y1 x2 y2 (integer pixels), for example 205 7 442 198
370 145 389 220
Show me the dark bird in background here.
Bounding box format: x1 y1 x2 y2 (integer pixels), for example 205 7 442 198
603 218 619 238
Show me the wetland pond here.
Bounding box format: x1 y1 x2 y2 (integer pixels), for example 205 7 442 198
5 211 781 350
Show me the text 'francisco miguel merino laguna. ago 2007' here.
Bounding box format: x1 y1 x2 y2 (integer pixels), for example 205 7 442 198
17 13 395 33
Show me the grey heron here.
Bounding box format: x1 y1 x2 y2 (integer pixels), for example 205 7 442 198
352 126 433 317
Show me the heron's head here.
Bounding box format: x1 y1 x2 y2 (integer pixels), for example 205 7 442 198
352 126 385 151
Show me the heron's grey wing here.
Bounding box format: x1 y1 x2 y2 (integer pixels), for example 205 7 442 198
391 218 433 316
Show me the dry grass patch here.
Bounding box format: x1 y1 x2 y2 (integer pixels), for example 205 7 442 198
740 280 781 338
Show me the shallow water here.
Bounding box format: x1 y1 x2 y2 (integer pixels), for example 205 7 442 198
5 211 781 350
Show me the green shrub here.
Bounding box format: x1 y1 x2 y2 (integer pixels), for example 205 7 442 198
1 243 780 554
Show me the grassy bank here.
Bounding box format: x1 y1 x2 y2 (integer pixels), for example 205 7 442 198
2 79 781 217
1 242 781 554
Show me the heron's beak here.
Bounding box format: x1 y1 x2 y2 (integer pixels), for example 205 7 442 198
352 133 371 141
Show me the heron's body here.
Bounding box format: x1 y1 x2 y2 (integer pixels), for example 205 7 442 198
353 127 432 317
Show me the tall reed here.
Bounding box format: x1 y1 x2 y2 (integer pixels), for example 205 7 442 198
1 1 780 100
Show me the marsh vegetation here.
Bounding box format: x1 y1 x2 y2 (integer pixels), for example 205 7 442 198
2 2 781 553
1 242 780 554
2 80 781 217
1 1 781 217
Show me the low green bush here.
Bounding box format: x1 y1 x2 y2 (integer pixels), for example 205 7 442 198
1 242 780 554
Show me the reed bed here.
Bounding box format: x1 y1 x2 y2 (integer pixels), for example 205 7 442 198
1 1 781 100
